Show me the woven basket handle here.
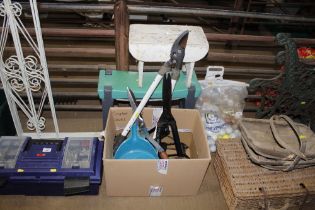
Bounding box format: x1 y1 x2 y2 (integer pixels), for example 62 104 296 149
270 115 307 160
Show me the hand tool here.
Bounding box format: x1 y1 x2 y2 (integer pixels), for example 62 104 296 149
121 30 189 137
126 87 168 159
112 87 168 159
155 73 189 158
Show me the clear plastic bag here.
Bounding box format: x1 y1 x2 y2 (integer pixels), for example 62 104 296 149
196 66 248 152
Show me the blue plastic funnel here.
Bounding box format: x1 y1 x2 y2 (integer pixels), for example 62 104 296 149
114 123 158 159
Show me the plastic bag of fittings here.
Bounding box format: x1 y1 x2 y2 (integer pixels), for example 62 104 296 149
196 66 248 152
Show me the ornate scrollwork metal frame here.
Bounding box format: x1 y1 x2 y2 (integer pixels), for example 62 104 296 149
249 33 315 131
0 0 59 137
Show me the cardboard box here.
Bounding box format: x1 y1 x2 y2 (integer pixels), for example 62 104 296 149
103 107 211 196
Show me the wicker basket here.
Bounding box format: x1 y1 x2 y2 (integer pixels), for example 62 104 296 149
214 139 315 210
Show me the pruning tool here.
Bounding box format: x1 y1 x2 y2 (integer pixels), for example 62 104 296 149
121 30 189 137
126 87 168 159
155 73 188 158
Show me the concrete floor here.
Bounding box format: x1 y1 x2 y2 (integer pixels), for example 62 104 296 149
0 112 228 210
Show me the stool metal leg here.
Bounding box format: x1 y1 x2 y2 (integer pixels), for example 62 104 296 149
102 86 113 129
138 61 144 88
184 85 196 109
185 62 195 88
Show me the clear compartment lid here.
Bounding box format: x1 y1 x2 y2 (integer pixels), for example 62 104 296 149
0 136 26 169
62 138 93 169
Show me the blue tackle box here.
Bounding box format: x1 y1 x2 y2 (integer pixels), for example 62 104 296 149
0 136 103 196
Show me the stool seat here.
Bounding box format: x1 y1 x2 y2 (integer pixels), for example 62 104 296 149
129 24 209 88
97 70 201 100
129 24 209 62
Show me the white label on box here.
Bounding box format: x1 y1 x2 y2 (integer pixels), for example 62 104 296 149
178 128 192 133
42 148 51 152
149 185 163 197
157 159 168 175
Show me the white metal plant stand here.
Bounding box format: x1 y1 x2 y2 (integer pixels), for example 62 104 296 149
0 0 59 138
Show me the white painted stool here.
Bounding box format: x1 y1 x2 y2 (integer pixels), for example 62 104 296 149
129 24 209 88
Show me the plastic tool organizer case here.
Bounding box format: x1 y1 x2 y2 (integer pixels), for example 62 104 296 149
0 136 103 196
